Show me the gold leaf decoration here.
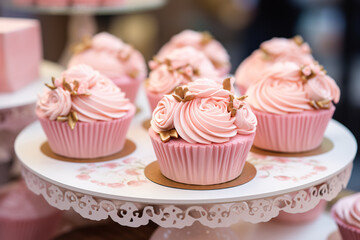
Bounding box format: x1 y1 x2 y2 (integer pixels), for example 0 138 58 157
72 36 92 54
293 35 304 46
222 78 231 91
309 99 331 109
201 31 213 45
159 129 179 142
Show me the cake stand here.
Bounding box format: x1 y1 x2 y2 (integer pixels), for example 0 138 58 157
15 88 357 238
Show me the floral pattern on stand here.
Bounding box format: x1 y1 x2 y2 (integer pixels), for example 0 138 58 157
75 157 149 188
247 152 327 182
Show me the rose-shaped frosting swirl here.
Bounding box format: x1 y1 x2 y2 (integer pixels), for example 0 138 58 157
233 100 257 134
150 95 178 133
174 98 237 144
37 88 71 120
147 47 219 95
150 78 257 144
68 32 147 81
303 65 340 104
334 194 360 228
72 77 132 122
246 62 313 115
156 29 231 76
235 37 314 91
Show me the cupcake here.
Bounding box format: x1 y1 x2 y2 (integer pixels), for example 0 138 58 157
146 46 220 111
68 32 147 103
36 64 135 159
235 36 314 94
246 61 340 152
331 193 360 240
149 78 257 185
0 181 62 240
155 29 231 77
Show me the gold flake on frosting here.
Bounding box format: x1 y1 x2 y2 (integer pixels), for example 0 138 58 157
172 86 195 102
45 77 57 90
72 36 92 54
292 35 304 46
56 111 79 130
309 99 331 109
200 31 213 45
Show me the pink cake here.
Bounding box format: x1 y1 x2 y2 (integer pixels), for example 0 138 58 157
146 46 220 112
0 18 42 93
36 64 135 159
68 32 147 103
156 29 231 77
246 61 340 152
149 78 257 185
331 193 360 240
0 181 62 240
235 36 314 94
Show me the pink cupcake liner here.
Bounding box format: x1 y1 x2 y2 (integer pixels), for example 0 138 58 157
331 209 360 240
37 106 135 159
275 200 326 223
112 77 142 103
252 105 335 152
145 90 163 113
149 129 255 185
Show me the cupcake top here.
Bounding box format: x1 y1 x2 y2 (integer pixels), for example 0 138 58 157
68 32 147 81
0 181 59 219
155 29 231 76
147 46 220 95
246 61 340 115
235 36 314 91
333 194 360 228
36 64 132 129
151 78 257 144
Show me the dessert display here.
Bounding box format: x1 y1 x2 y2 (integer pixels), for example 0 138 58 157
36 64 135 159
149 78 257 185
155 29 231 77
235 36 314 94
68 32 147 103
331 193 360 240
0 17 42 93
246 61 340 152
146 46 220 111
0 181 62 240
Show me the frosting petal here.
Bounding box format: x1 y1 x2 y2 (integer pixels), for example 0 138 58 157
156 29 230 76
37 88 72 120
151 95 179 132
334 194 360 228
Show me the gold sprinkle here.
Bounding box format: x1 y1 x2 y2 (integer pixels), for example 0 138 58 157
237 95 248 101
231 108 237 117
72 36 92 54
71 111 78 122
165 58 172 66
227 101 233 112
229 95 234 101
73 80 79 93
128 70 139 79
159 129 179 142
223 78 231 91
201 31 213 45
193 68 200 76
293 35 304 46
238 104 244 109
57 116 68 122
68 115 76 130
45 83 57 90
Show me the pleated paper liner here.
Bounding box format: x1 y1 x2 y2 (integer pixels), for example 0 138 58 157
145 161 257 190
40 139 136 163
250 137 333 157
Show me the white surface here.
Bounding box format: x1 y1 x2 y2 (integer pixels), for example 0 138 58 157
15 86 358 204
8 0 167 15
0 61 64 109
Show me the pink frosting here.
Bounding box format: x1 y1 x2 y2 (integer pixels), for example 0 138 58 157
156 29 231 76
235 37 314 90
37 64 133 122
151 78 257 144
147 46 220 95
37 88 72 121
68 32 147 81
334 194 360 228
150 95 178 133
246 62 340 115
